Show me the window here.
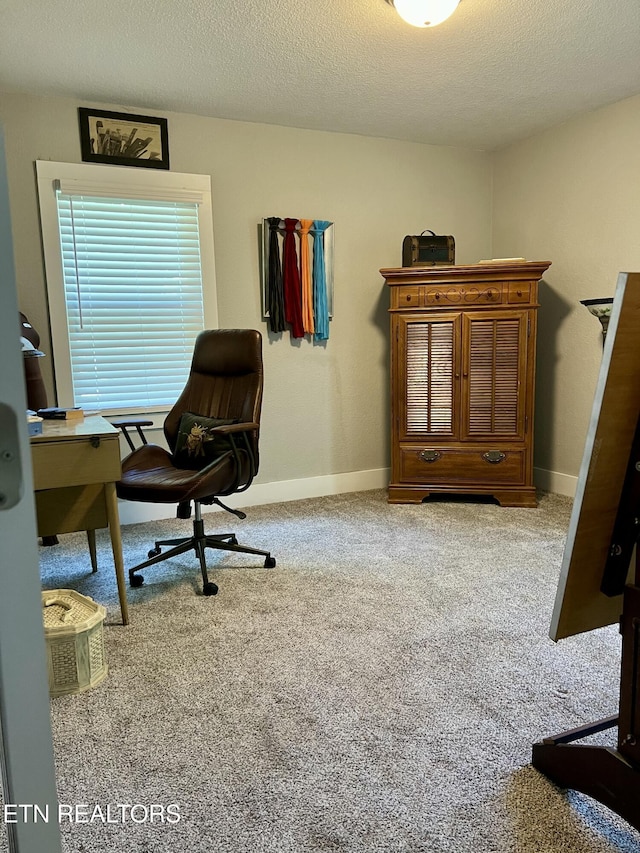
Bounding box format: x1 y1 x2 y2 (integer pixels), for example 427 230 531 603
36 161 218 414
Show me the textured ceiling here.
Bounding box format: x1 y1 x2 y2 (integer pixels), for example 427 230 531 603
2 0 640 150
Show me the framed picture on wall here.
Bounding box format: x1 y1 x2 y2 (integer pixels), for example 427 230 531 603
78 108 170 169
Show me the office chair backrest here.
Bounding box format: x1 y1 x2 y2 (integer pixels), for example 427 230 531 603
20 311 48 411
164 329 263 465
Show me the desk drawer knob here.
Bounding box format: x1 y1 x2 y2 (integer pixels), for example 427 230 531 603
90 436 101 448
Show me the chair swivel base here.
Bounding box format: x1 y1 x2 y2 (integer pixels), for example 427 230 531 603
128 512 275 596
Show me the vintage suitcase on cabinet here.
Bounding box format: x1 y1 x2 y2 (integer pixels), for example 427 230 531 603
402 231 455 267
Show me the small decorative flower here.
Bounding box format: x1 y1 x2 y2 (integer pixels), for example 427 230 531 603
185 423 214 458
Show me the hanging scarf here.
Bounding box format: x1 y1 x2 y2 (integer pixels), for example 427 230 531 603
266 217 286 332
311 220 331 341
298 219 314 335
282 218 304 338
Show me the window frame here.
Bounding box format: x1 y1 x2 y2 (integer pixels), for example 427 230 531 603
36 160 218 416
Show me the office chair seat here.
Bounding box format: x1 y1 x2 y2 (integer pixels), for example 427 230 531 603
118 444 247 505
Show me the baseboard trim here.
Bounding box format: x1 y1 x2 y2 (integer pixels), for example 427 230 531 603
117 467 391 526
534 467 577 498
117 465 574 525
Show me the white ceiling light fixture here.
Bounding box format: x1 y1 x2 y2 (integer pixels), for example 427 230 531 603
386 0 460 28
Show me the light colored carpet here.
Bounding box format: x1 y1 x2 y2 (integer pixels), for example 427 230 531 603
4 489 640 852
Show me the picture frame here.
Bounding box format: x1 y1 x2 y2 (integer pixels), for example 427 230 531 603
78 108 169 169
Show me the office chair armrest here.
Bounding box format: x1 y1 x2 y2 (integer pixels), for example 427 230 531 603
208 421 260 435
111 418 154 453
205 421 260 488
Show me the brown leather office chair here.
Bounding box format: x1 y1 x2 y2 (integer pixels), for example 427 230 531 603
115 329 275 596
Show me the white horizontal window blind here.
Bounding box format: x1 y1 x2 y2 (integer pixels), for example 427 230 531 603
56 192 205 411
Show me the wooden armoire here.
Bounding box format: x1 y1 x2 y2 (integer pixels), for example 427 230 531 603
381 261 551 507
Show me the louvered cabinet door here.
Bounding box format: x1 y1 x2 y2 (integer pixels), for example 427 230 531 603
461 310 529 440
396 313 460 441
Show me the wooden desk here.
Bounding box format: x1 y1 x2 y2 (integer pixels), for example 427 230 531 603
30 416 129 625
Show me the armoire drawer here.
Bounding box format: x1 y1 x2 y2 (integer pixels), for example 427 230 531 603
399 446 526 485
392 286 423 309
507 282 531 303
390 283 519 310
423 284 503 307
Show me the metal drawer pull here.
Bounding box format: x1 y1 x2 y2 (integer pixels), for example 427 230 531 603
483 451 505 464
420 449 441 463
90 436 101 448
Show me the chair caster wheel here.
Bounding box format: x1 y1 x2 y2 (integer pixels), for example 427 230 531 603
203 582 218 596
148 546 161 559
264 556 276 568
130 574 144 588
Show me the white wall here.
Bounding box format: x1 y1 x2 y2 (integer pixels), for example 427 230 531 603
492 93 640 496
8 89 638 510
0 91 493 508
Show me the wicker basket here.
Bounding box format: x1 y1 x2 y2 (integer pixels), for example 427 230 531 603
42 590 108 697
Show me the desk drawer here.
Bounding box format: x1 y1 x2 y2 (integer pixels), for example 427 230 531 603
31 436 121 490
